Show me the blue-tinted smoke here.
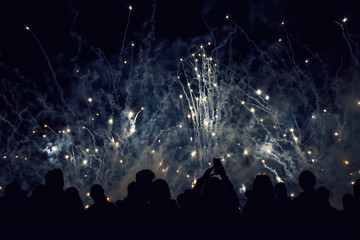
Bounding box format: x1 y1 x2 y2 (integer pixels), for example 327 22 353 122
0 4 359 209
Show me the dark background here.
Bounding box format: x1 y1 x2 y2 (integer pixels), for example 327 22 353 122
0 0 359 81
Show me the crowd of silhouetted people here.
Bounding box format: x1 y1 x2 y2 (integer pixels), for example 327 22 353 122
0 162 360 239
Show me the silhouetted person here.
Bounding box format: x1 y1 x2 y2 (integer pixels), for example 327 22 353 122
273 182 293 236
316 186 338 236
243 174 275 236
0 181 28 239
292 170 321 237
339 193 358 237
64 187 85 237
135 169 155 206
29 168 67 238
85 184 116 238
148 179 179 237
192 161 240 237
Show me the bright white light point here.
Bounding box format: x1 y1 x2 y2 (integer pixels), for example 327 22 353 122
213 83 217 87
312 159 315 163
294 136 298 142
124 60 127 64
276 176 282 183
334 132 339 136
342 17 348 23
278 38 282 42
88 98 93 103
66 128 71 133
308 151 312 155
179 124 183 128
119 160 123 163
176 170 180 173
44 124 48 128
260 118 264 123
250 108 255 113
256 89 262 95
305 59 309 64
211 132 216 136
58 131 62 133
179 94 183 99
25 26 30 30
262 159 266 164
243 149 248 155
128 111 134 119
83 160 88 165
151 150 155 154
194 67 198 71
227 154 231 158
180 58 183 62
312 115 316 119
190 137 193 141
86 192 90 197
51 146 57 152
86 148 89 152
241 101 245 105
95 148 98 153
225 15 229 19
162 169 166 173
42 134 46 138
344 160 349 165
290 128 294 133
64 155 69 159
108 118 113 125
186 174 190 178
32 131 36 134
107 197 110 202
129 6 132 10
200 45 203 49
131 43 134 47
283 134 287 137
291 193 295 198
191 151 196 157
281 21 285 25
323 109 327 113
85 205 89 209
187 114 191 119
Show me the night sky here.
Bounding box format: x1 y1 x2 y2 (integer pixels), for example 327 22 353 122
0 0 360 208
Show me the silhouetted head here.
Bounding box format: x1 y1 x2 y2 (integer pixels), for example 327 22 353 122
317 186 330 202
65 187 79 197
90 184 106 203
45 168 64 191
298 170 316 191
127 181 138 198
274 182 287 199
4 181 27 197
252 174 274 200
136 169 155 186
342 193 356 211
353 179 360 199
151 179 171 203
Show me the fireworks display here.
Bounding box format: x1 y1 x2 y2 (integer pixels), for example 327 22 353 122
0 1 359 208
